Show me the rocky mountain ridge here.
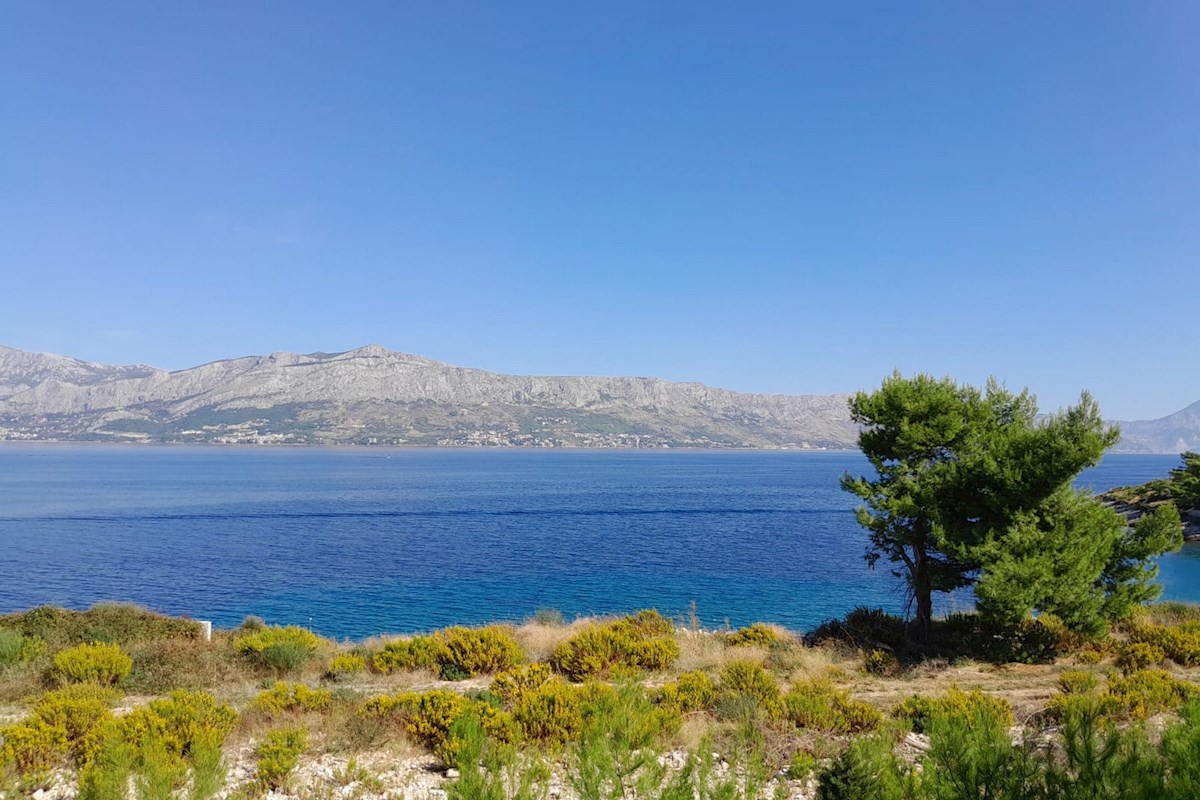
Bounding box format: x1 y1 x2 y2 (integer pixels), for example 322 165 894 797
0 345 1194 451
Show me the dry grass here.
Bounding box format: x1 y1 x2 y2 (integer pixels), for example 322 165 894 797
513 618 591 662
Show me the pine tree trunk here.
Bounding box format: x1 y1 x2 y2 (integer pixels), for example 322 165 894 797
911 545 934 643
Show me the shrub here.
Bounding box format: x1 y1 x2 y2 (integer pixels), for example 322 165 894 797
816 734 914 800
893 687 1013 734
1118 642 1166 673
0 717 69 777
1128 625 1200 666
251 681 333 715
512 679 585 745
360 691 517 764
0 604 201 648
492 663 554 705
784 680 882 734
120 690 238 760
327 653 366 679
551 611 679 680
0 628 47 668
1107 669 1199 719
864 649 899 676
531 608 566 627
53 642 133 686
30 685 119 767
371 635 447 673
718 661 781 715
1058 670 1100 695
727 623 779 647
656 670 717 713
254 727 306 791
807 607 906 652
438 626 525 677
233 625 323 673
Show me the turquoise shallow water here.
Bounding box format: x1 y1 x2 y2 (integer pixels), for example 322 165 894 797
0 446 1191 638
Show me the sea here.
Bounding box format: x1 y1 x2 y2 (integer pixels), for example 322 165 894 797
0 446 1194 640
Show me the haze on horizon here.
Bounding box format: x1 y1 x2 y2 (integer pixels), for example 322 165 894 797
3 2 1197 421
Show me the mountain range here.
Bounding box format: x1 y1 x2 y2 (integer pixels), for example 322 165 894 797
0 344 1195 452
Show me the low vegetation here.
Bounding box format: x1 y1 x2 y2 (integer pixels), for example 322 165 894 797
1 600 1200 798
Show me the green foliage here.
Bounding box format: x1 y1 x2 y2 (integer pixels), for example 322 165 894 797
439 625 525 676
1168 452 1200 507
0 604 201 648
816 734 916 800
551 610 679 680
254 726 307 791
1058 671 1100 695
718 661 782 716
0 628 47 668
921 699 1040 800
568 683 674 800
53 642 134 686
362 690 518 764
784 679 882 733
808 607 907 652
841 373 1163 642
233 625 323 673
512 678 585 745
656 670 717 713
865 649 900 676
727 623 779 647
119 690 238 761
326 652 366 679
372 634 447 673
894 687 1013 734
187 733 227 800
134 731 186 800
492 663 554 705
1128 623 1200 666
77 733 132 800
251 681 333 715
1118 642 1166 673
446 713 551 800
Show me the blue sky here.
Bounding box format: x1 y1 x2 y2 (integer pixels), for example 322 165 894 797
2 2 1197 420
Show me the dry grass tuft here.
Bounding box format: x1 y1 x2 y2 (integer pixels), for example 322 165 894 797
513 619 592 663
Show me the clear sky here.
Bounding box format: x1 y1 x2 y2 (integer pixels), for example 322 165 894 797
3 2 1197 420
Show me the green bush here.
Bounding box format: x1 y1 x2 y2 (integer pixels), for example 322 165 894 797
251 681 333 715
1107 669 1199 719
551 610 679 680
1129 625 1200 666
0 605 201 648
53 642 133 686
512 678 585 745
360 691 517 764
656 670 717 713
0 628 47 668
326 653 367 679
784 679 882 734
718 661 781 715
233 625 323 673
438 625 525 677
119 690 238 760
727 623 779 647
30 685 120 767
1058 670 1100 695
807 607 906 653
254 727 306 791
816 734 914 800
1118 642 1167 673
864 649 899 676
491 663 554 705
893 687 1013 734
371 634 447 673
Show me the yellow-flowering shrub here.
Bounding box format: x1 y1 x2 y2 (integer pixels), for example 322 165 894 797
727 623 779 647
551 610 679 680
491 663 553 705
438 626 524 676
371 635 447 673
1117 642 1166 674
30 685 119 767
251 682 333 715
512 678 584 745
657 670 717 713
359 690 517 764
1057 670 1100 695
120 690 238 759
784 679 881 733
1128 624 1200 666
893 687 1012 734
327 653 367 679
52 642 133 686
1107 669 1199 719
863 649 899 676
233 626 323 672
719 661 782 714
0 717 69 776
254 726 306 790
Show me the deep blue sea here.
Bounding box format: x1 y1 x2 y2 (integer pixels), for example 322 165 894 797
0 446 1194 639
